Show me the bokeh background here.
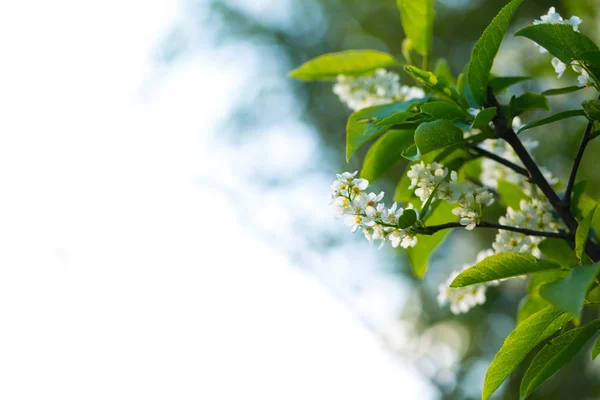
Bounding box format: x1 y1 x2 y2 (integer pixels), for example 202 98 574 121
1 0 600 399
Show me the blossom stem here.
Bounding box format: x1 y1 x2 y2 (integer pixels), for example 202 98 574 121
468 146 530 178
485 87 600 261
564 118 597 208
422 222 570 239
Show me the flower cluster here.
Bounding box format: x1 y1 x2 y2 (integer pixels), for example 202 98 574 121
533 7 591 87
333 68 425 111
407 162 495 230
438 120 564 314
492 198 560 258
330 172 419 249
438 249 498 314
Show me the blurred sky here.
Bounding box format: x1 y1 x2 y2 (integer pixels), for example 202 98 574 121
0 1 438 398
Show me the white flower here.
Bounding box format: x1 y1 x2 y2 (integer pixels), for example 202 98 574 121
573 65 591 87
552 57 567 78
568 16 583 31
344 213 375 233
534 7 563 25
533 8 583 54
452 207 479 230
438 270 488 314
437 249 501 314
333 69 424 111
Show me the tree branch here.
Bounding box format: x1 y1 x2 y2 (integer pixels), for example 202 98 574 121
421 221 570 239
469 146 530 178
485 87 600 262
564 120 595 208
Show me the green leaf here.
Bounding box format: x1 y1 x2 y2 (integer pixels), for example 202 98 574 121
518 270 570 324
592 335 600 360
582 99 600 122
396 0 434 57
540 262 600 317
520 320 600 399
467 0 525 106
571 189 600 242
289 50 398 81
517 296 550 325
510 92 550 118
346 100 422 161
405 201 454 278
576 205 598 263
360 129 415 183
542 86 584 96
450 253 561 288
497 179 531 209
517 110 586 133
471 107 497 133
515 24 600 65
420 102 468 122
482 306 571 400
434 59 456 85
414 120 463 156
580 51 600 79
489 76 530 94
398 208 418 229
402 144 420 160
404 66 461 103
372 111 427 129
539 239 578 269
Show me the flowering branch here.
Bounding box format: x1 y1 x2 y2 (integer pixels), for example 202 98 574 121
468 146 530 178
485 87 600 261
563 119 595 208
421 221 571 239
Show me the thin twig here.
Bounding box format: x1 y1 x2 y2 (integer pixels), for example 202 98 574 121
421 221 570 239
564 120 595 208
469 146 530 178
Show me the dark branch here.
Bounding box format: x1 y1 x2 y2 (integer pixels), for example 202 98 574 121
564 120 595 208
422 221 571 239
469 146 530 178
485 87 600 262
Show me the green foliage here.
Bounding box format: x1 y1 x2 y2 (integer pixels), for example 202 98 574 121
520 320 600 399
592 335 600 360
497 179 530 209
396 0 434 58
489 76 530 94
398 208 418 229
471 107 497 134
414 120 463 156
361 129 415 182
517 110 587 134
434 59 455 85
539 239 578 269
515 24 599 65
582 99 600 122
404 66 461 103
542 86 584 96
406 201 454 278
482 306 571 400
467 0 525 106
509 93 550 119
518 271 569 324
576 205 598 263
420 101 468 122
540 263 600 317
289 50 398 81
571 189 600 242
450 253 561 288
346 100 422 161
